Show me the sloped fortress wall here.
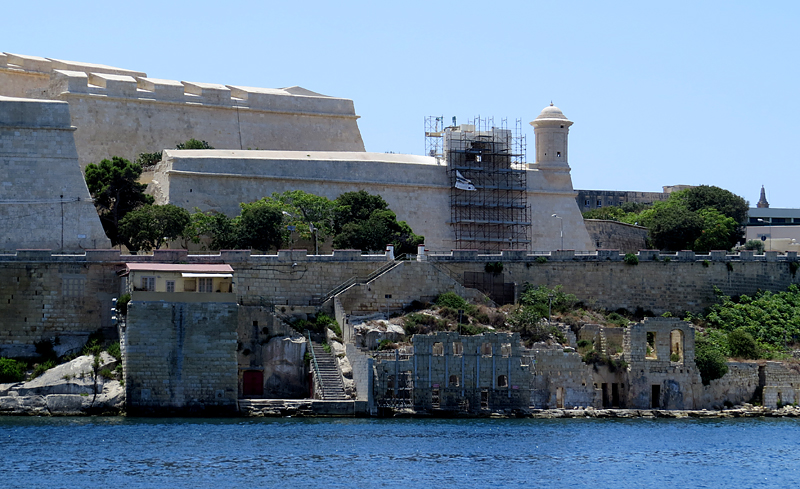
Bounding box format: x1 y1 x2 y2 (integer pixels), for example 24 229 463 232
0 96 111 252
0 52 365 168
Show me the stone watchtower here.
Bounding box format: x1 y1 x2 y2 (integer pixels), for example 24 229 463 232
529 103 574 169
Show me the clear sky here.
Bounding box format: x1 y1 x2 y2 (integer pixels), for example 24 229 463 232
3 1 798 207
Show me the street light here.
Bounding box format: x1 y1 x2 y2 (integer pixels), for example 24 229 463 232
551 214 563 250
757 218 771 252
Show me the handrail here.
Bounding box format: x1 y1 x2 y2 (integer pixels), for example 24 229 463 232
314 260 402 306
306 332 325 399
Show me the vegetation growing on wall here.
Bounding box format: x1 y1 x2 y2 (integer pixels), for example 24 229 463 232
701 285 800 355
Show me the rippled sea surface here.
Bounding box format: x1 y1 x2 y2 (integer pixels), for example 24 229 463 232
1 416 799 488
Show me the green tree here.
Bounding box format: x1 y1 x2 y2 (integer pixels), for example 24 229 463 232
236 199 287 252
693 208 739 252
269 190 335 252
333 208 423 254
644 203 704 251
84 156 154 245
333 190 389 234
331 191 423 254
695 336 729 385
727 328 759 359
118 204 191 252
705 285 800 349
675 185 749 224
184 209 239 250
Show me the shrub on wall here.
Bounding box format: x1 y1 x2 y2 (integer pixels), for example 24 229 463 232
623 253 639 265
727 328 759 359
695 336 729 385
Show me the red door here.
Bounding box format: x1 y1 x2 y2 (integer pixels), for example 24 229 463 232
243 370 264 397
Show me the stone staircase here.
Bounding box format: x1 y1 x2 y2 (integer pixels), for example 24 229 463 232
310 341 348 400
315 260 404 306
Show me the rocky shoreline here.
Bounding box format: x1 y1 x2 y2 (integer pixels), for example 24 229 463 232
524 405 800 419
0 353 124 416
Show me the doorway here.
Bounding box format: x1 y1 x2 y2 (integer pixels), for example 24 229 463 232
243 370 264 397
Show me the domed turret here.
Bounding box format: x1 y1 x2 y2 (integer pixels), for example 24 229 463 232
530 103 573 168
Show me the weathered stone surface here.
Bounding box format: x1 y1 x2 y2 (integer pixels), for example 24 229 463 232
124 301 238 413
16 353 117 396
0 96 111 253
261 336 306 398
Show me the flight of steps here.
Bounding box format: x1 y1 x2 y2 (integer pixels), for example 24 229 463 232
310 341 348 400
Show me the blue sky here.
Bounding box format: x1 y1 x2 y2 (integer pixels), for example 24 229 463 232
4 1 798 207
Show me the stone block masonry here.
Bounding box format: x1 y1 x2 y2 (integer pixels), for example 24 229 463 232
0 96 111 252
123 301 238 414
0 53 365 168
0 247 798 358
431 249 800 315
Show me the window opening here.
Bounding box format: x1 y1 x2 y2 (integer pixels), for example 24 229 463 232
198 277 213 293
449 375 460 387
141 276 156 291
670 329 684 363
501 343 512 357
166 280 175 293
481 342 493 356
646 332 657 359
452 342 463 356
432 342 444 356
497 375 508 388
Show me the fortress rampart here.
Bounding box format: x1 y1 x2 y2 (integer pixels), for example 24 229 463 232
0 52 365 167
0 96 111 252
1 248 797 357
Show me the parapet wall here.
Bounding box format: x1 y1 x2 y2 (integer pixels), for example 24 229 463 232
0 52 365 168
1 247 798 356
428 249 800 314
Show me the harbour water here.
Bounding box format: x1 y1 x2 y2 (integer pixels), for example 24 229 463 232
1 416 799 488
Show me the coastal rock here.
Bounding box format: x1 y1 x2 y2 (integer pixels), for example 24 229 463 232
15 353 118 397
0 394 48 415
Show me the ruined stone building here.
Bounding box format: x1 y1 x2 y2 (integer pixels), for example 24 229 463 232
369 317 800 414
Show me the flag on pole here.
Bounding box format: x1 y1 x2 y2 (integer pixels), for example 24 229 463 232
455 170 477 191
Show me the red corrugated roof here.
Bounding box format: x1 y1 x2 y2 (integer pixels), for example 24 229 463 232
125 263 234 273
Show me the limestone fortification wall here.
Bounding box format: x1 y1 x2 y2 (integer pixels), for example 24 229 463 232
123 301 238 414
583 219 649 253
0 52 365 168
1 248 797 356
430 249 800 314
151 150 594 251
0 96 111 252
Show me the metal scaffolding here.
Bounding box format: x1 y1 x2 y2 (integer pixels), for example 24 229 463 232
428 117 529 252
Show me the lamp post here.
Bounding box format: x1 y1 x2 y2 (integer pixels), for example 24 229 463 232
551 214 563 250
757 218 771 252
